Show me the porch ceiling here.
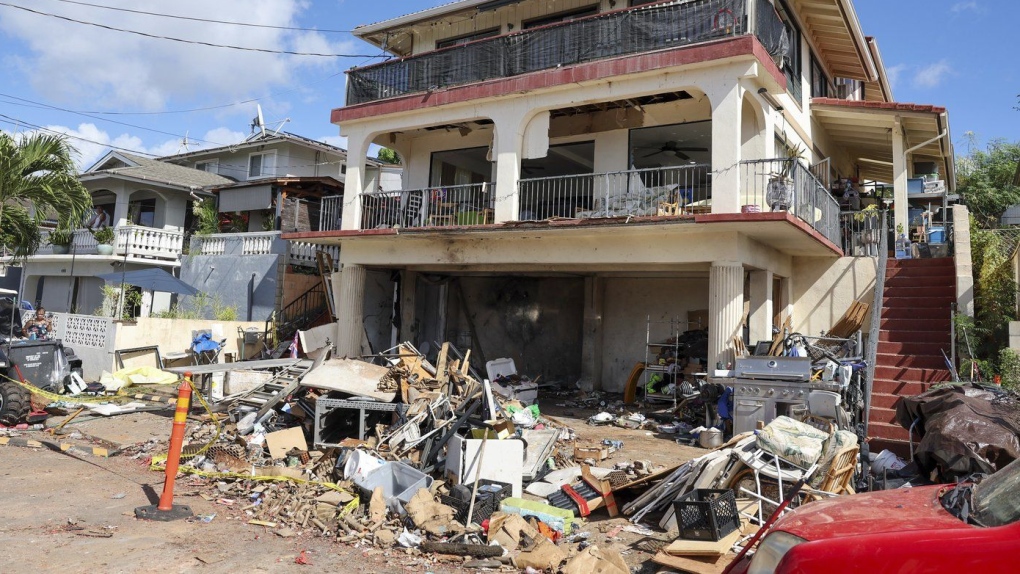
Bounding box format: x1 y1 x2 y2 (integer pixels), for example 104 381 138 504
811 99 953 186
789 0 876 82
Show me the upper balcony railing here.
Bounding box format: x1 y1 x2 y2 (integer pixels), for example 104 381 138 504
360 183 495 230
319 195 344 232
347 0 788 106
190 230 339 268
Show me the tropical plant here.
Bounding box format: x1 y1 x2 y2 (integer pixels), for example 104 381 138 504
376 147 401 165
90 226 115 245
0 132 92 258
192 198 220 236
47 227 74 247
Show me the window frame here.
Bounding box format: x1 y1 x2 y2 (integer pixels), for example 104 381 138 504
435 27 502 50
247 150 277 179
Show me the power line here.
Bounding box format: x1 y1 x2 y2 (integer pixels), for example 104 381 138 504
0 92 226 146
0 2 386 58
43 0 356 33
0 112 160 158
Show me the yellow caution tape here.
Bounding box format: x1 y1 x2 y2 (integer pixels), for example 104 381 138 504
0 373 137 404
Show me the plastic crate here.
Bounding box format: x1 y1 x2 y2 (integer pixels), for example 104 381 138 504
439 479 512 525
673 489 740 541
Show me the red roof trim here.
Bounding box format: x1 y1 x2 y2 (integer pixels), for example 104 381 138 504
695 211 843 255
332 36 785 124
811 98 946 114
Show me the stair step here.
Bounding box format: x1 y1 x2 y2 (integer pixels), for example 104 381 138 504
879 330 950 343
874 365 953 383
886 257 954 268
868 406 901 427
881 307 954 320
885 268 955 281
866 422 912 443
870 392 907 410
880 318 951 332
871 378 937 397
881 296 955 309
876 352 948 369
883 286 956 298
877 341 952 355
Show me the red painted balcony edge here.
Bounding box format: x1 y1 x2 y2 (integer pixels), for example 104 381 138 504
331 36 786 124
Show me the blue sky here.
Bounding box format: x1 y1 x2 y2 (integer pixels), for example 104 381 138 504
0 0 1015 170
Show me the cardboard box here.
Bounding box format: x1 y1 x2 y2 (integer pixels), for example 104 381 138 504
573 445 609 462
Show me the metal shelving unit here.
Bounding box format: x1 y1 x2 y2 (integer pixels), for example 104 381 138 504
642 315 701 405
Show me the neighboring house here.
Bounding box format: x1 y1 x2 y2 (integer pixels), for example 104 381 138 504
24 129 399 334
288 0 963 455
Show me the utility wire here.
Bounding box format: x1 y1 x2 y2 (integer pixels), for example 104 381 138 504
0 112 160 158
0 2 386 58
0 92 226 146
43 0 356 33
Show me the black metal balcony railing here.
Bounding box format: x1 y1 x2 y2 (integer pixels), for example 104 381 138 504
517 165 712 221
347 0 789 106
360 183 495 229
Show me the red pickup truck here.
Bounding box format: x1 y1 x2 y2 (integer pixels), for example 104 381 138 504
730 457 1020 574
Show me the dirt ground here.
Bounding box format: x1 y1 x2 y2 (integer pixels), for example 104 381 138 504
0 393 708 573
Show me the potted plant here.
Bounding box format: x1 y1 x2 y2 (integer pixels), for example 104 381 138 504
91 226 116 255
766 144 804 212
47 228 74 254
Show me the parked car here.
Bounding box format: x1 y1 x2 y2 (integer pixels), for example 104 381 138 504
730 457 1020 574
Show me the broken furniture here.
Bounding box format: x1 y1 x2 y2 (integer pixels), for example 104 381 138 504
314 397 407 446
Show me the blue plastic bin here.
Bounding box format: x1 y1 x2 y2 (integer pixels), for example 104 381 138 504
928 227 945 244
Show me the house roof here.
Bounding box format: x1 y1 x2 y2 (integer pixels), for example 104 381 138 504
81 151 233 190
158 131 365 163
863 37 893 103
811 97 953 187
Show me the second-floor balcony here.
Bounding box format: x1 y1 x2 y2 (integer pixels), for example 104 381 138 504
354 161 841 248
36 226 184 262
346 0 787 106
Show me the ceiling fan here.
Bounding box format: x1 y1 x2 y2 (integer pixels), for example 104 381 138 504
639 140 708 160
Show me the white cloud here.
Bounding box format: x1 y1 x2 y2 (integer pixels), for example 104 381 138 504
951 1 980 13
912 60 953 89
2 123 248 171
886 64 907 89
0 1 358 111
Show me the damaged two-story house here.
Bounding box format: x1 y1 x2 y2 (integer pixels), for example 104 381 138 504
284 0 961 453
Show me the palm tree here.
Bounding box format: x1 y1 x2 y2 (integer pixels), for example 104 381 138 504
0 132 92 258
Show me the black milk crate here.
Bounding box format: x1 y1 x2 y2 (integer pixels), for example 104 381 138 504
439 479 512 525
673 488 740 541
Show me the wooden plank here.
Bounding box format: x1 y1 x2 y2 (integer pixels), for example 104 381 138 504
622 362 645 404
664 526 743 557
652 551 735 574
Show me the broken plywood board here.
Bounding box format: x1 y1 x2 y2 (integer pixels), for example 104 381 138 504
299 358 395 401
652 550 737 574
298 322 339 355
265 426 307 459
521 429 560 481
664 526 743 557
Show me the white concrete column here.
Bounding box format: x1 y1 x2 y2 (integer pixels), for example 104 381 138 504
708 261 744 369
492 107 540 223
140 289 153 318
707 80 743 214
892 117 908 236
335 264 367 358
579 276 605 392
748 269 774 345
340 130 371 231
112 187 131 228
953 205 974 317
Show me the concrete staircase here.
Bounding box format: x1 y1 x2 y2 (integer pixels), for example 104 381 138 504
868 257 955 453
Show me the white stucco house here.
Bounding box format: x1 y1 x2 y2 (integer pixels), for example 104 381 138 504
23 130 397 326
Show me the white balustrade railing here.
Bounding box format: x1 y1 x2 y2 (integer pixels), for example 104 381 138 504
115 226 184 260
242 232 276 255
289 241 339 268
190 231 282 257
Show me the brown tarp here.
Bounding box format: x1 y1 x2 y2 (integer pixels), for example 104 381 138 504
895 383 1020 481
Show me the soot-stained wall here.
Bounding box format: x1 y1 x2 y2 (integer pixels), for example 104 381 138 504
447 276 584 384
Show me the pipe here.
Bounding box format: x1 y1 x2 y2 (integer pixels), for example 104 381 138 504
905 129 948 157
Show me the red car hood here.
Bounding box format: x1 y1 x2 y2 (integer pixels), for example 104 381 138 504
773 485 971 541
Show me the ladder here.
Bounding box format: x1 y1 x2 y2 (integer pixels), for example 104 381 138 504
315 251 337 320
233 359 317 424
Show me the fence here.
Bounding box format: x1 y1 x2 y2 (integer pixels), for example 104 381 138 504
319 195 343 231
517 165 712 220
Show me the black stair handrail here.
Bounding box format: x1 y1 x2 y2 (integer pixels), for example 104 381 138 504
278 282 329 341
